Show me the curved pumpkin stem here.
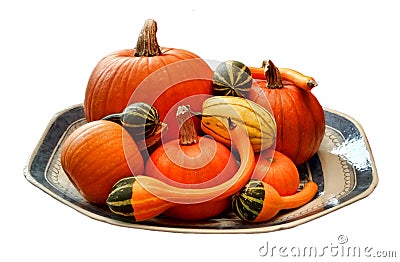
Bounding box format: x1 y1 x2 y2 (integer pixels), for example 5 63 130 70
134 19 162 57
262 60 283 89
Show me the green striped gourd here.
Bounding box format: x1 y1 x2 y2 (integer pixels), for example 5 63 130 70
102 102 161 138
201 96 276 152
106 176 174 221
232 179 265 222
106 176 136 216
212 60 252 97
232 179 319 222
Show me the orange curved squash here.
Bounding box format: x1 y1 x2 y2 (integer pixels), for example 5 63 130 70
249 66 318 91
61 120 144 204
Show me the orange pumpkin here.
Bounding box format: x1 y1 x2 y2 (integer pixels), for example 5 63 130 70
60 120 144 204
84 19 213 142
144 106 239 220
145 106 239 188
253 150 300 196
248 60 325 165
107 117 256 221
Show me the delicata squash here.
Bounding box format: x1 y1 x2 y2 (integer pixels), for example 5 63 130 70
201 96 276 153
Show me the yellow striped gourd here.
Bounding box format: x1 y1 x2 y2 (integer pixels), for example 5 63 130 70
201 96 276 152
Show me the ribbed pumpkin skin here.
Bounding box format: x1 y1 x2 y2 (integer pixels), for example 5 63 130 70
253 150 300 196
248 80 325 165
60 120 144 204
84 48 213 141
145 136 239 187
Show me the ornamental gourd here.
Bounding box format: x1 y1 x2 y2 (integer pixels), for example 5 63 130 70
102 102 167 151
60 120 144 204
106 176 231 221
84 19 213 142
212 60 252 97
232 179 318 222
248 60 325 165
102 102 162 138
201 96 276 153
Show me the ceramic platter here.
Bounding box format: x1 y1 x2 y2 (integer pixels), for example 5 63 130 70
24 104 378 234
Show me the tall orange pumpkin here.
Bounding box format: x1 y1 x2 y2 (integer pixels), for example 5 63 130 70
84 19 213 142
248 60 325 165
60 120 144 204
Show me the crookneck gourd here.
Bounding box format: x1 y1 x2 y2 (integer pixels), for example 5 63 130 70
232 179 318 222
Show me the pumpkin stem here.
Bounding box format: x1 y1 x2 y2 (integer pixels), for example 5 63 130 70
262 60 283 89
134 19 162 57
177 105 198 145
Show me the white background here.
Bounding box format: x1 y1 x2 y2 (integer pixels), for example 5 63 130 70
1 0 399 261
